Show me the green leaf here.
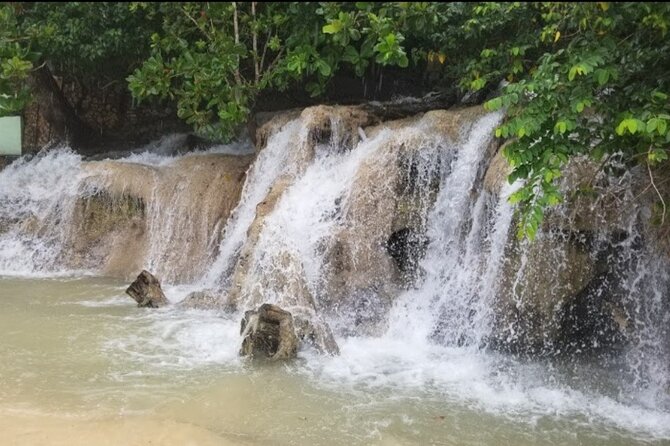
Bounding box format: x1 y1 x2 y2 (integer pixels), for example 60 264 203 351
315 59 332 76
648 149 668 164
322 22 342 34
484 96 503 111
616 118 644 135
647 118 658 133
554 121 568 134
568 66 578 81
471 78 486 91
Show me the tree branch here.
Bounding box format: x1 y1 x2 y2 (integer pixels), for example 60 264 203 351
232 1 242 85
648 148 666 225
252 2 259 83
181 7 212 41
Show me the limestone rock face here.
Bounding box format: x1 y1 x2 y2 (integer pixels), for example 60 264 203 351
230 105 496 340
126 270 169 308
482 142 513 195
240 304 299 360
491 231 599 353
483 151 644 355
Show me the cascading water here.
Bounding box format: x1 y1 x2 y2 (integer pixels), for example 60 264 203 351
0 136 253 281
1 105 669 443
200 119 304 290
385 111 510 347
0 149 84 275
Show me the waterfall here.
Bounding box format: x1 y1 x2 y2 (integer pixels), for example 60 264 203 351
0 137 253 281
385 111 509 348
200 120 303 289
0 104 668 434
0 149 83 275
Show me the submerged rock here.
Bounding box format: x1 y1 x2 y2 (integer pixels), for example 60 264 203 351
177 290 228 311
240 304 299 360
125 270 169 308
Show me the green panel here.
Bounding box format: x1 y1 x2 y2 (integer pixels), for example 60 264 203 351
0 116 22 155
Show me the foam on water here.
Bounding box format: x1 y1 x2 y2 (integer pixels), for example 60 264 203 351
296 335 670 440
0 138 253 281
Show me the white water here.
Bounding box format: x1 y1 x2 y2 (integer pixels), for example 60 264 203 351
1 107 669 443
0 149 85 276
0 136 254 281
201 120 303 289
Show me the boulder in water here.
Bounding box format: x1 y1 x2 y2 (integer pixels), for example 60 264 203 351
125 270 169 308
239 304 299 360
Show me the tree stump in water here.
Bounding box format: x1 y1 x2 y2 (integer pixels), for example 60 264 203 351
240 304 299 360
125 270 169 308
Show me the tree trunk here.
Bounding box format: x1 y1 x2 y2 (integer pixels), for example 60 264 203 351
28 64 95 150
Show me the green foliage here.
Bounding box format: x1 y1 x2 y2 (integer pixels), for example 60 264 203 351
20 2 160 76
0 2 161 116
476 2 670 238
0 5 35 115
2 2 669 238
127 2 454 140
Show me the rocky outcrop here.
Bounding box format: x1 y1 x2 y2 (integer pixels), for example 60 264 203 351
66 152 253 281
321 107 493 335
240 304 300 360
482 142 513 195
231 105 497 339
239 303 339 359
69 189 147 276
22 65 188 155
484 150 644 356
126 270 169 308
226 175 299 307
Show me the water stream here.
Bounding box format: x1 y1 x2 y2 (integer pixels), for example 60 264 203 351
0 107 668 445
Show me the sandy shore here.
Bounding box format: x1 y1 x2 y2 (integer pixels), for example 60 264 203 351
0 412 251 446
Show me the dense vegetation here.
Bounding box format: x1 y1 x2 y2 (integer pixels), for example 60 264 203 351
1 2 669 237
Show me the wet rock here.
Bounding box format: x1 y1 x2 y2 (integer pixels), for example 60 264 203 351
386 227 429 278
483 143 513 195
177 290 229 311
125 270 169 308
68 153 252 282
227 176 298 308
490 230 598 354
558 272 631 354
483 151 647 356
240 304 299 360
293 313 340 355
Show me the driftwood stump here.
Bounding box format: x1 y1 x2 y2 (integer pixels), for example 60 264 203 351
125 270 169 308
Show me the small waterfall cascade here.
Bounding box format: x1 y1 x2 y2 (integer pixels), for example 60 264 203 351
0 137 253 281
0 104 668 425
0 149 84 275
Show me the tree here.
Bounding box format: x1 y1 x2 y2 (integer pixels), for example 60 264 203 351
0 4 34 115
2 2 669 237
126 2 449 140
459 3 670 238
